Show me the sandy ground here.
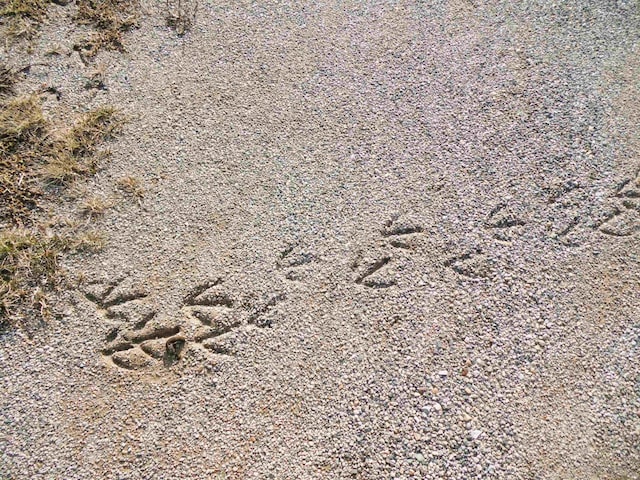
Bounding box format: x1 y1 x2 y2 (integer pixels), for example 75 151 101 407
1 1 639 479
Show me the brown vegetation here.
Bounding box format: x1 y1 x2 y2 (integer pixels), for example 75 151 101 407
0 82 122 328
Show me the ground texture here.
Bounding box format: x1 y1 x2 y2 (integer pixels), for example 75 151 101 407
1 1 639 479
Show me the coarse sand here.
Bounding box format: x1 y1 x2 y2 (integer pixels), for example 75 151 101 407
1 1 639 479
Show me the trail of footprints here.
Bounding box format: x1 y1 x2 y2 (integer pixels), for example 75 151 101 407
351 215 497 286
476 170 640 244
88 174 639 371
350 175 640 288
543 172 640 240
85 277 284 371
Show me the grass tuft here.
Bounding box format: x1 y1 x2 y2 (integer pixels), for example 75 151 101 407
81 196 112 217
0 94 121 328
75 0 138 30
0 0 50 42
0 227 104 327
0 95 123 221
0 95 48 223
43 106 123 185
0 94 47 151
1 0 140 50
65 106 122 157
74 0 140 59
0 0 49 20
117 175 144 200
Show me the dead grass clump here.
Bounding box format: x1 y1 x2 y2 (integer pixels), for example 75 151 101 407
65 106 121 157
0 0 48 20
75 0 138 30
0 95 121 328
81 195 112 217
43 106 123 185
0 227 103 328
0 94 47 150
117 175 144 200
1 2 133 331
0 96 123 222
0 0 49 41
0 95 48 223
74 0 139 59
73 28 124 58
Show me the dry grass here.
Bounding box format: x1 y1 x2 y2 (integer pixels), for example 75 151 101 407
0 0 48 19
43 106 123 184
73 0 140 60
0 95 48 224
0 0 49 42
0 0 138 332
0 227 103 327
75 0 138 29
117 175 144 200
0 96 123 224
0 0 137 330
0 91 122 328
81 195 112 217
65 107 121 156
1 0 141 52
0 94 47 148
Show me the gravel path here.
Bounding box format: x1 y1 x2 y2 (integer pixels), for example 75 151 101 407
1 1 639 479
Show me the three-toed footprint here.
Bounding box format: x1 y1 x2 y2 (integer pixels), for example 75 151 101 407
351 215 425 288
597 171 640 237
